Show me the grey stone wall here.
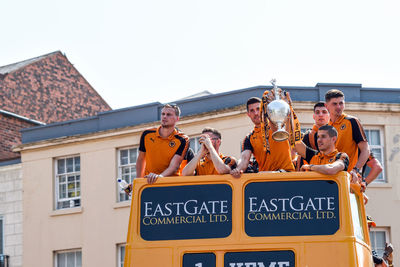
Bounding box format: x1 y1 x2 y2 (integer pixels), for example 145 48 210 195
0 163 22 267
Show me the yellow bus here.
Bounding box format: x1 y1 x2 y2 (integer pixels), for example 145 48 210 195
124 171 373 267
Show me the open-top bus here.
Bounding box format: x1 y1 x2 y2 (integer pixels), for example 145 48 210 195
124 171 373 267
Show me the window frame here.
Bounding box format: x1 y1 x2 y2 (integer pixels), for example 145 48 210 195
369 227 390 257
0 216 3 255
117 147 139 202
117 244 126 267
301 125 312 135
54 155 81 210
189 136 201 154
364 127 385 183
54 249 82 267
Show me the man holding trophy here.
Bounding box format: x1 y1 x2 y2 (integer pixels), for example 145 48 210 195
231 79 301 178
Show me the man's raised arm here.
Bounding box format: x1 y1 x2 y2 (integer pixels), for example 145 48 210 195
355 141 370 171
182 144 206 176
295 141 307 159
230 150 252 178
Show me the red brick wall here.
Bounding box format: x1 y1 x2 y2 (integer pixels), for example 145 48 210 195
0 113 36 161
0 51 111 124
0 51 112 161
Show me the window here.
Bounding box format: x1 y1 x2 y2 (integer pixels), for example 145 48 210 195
301 126 312 135
300 125 312 141
55 250 82 267
117 244 125 267
364 128 385 182
189 136 201 153
370 228 390 257
0 216 3 254
118 148 138 202
55 156 81 209
349 191 365 242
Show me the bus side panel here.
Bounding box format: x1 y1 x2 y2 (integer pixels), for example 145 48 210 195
355 243 374 267
125 247 173 267
304 242 356 266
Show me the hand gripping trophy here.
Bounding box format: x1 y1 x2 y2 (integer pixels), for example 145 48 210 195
260 79 301 152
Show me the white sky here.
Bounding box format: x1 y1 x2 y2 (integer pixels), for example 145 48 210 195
2 0 400 109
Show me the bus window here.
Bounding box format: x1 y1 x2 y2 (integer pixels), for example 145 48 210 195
349 190 365 242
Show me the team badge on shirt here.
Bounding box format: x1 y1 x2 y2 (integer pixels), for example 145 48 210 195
340 124 346 130
169 141 176 148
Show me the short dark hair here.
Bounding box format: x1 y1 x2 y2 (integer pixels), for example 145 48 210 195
162 104 181 116
325 89 344 102
319 124 337 137
246 97 261 111
202 127 221 139
313 102 326 112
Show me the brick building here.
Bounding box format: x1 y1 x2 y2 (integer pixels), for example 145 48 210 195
0 110 44 162
0 51 111 267
0 51 111 162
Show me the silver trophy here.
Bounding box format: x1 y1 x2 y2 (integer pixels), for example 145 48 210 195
266 79 291 141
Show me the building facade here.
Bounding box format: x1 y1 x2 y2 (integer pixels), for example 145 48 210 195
0 51 111 267
16 83 400 266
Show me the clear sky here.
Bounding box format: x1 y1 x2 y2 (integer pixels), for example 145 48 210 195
2 0 399 109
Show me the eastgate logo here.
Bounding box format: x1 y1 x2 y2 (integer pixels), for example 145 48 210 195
140 184 232 241
244 180 340 237
142 199 229 225
247 195 336 221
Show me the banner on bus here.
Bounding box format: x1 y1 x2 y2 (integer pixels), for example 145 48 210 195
140 183 232 240
245 180 340 236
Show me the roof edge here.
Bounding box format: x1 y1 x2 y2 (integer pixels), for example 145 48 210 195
0 109 46 125
19 83 400 144
0 51 62 75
